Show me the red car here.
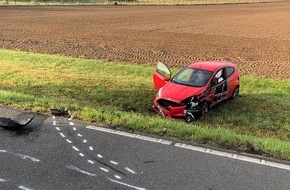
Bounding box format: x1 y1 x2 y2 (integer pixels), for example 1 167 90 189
152 61 240 122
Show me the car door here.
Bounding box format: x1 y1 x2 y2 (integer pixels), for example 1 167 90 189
210 68 228 103
153 61 172 90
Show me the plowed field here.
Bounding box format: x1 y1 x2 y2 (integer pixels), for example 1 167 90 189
0 2 289 78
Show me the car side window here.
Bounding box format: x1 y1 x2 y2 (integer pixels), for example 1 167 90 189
226 67 234 78
212 69 226 86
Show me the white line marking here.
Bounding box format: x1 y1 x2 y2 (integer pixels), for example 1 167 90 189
174 143 290 171
66 165 97 177
114 175 121 179
79 153 85 157
86 125 172 145
110 161 118 165
18 186 33 190
89 146 94 151
100 167 109 172
87 125 290 171
77 134 83 137
108 178 146 190
72 146 79 152
88 160 95 164
0 178 8 182
16 154 40 162
53 116 55 119
60 133 65 138
83 139 88 143
97 154 103 158
66 139 72 143
69 122 74 126
125 167 136 174
1 150 40 162
73 127 77 131
55 127 60 131
53 121 56 126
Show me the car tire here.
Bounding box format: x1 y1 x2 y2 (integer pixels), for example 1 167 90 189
185 112 195 123
230 86 239 100
201 101 209 116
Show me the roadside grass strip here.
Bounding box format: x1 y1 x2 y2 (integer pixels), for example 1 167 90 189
0 49 289 160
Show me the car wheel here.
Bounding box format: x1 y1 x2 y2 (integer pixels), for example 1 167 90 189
201 101 209 116
185 112 195 123
230 86 239 100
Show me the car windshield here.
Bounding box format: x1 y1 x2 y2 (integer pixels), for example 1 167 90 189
172 68 212 87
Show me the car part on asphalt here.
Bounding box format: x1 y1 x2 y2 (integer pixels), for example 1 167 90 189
0 116 35 130
50 109 70 117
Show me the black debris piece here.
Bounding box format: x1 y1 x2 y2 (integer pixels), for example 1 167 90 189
0 116 35 130
50 109 70 117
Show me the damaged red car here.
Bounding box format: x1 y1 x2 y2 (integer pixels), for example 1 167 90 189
152 61 240 122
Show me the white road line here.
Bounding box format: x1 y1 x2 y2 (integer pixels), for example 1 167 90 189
73 127 77 131
83 139 88 143
125 167 136 174
66 165 97 177
79 153 85 157
114 175 121 179
77 133 83 137
110 160 118 165
1 150 40 162
55 127 60 131
175 143 290 171
88 160 95 164
97 154 103 158
89 146 94 151
69 122 74 126
86 125 290 171
108 178 146 190
86 125 172 145
60 133 65 138
15 153 40 162
66 139 72 144
0 178 8 182
18 186 33 190
100 167 109 172
72 146 79 152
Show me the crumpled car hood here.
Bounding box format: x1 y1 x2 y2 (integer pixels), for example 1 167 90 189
159 82 206 103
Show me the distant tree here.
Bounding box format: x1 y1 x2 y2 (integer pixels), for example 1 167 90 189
3 0 8 4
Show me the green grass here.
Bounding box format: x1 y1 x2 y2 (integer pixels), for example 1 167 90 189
0 49 290 160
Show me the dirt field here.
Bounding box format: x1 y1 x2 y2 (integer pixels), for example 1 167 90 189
0 2 289 79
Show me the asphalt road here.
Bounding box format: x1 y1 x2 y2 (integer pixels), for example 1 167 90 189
0 106 289 190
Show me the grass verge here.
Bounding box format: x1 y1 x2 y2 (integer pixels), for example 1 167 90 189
0 49 290 160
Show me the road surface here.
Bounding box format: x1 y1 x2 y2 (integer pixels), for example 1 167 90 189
0 106 289 190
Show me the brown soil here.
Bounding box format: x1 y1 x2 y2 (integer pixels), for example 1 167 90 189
0 3 289 79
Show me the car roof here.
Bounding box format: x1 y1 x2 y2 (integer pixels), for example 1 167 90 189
187 61 236 72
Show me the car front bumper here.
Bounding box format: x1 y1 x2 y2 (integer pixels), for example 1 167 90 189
152 102 186 119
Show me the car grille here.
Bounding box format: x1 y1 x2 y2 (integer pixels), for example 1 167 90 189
157 99 182 110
